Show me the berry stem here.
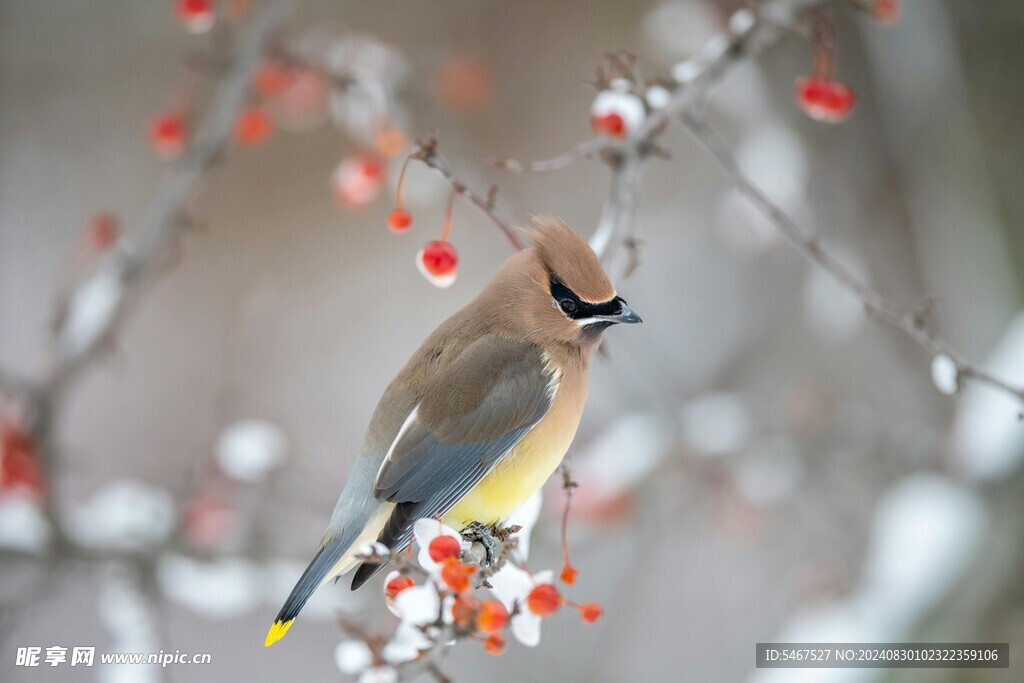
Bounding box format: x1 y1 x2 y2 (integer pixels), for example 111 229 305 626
394 155 412 209
441 189 457 243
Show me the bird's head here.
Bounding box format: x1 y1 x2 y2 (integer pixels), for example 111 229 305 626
486 216 641 348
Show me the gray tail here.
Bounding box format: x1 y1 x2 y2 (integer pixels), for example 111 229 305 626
272 539 344 628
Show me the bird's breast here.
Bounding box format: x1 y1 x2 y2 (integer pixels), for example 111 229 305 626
445 358 587 528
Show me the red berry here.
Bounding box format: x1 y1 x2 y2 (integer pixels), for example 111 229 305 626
182 495 237 547
476 600 508 634
872 0 900 24
591 112 626 138
526 583 562 617
385 575 415 599
418 241 458 286
435 55 494 114
440 558 476 593
252 61 293 99
86 213 119 251
484 633 506 656
388 208 413 232
428 534 461 563
234 105 273 147
176 0 215 34
795 77 855 123
149 112 186 160
580 602 603 624
0 420 43 496
332 155 386 208
560 564 578 585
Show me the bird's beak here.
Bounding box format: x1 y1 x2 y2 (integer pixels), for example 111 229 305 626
596 302 642 325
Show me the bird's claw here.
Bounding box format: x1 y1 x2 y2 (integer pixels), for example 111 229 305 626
461 521 499 566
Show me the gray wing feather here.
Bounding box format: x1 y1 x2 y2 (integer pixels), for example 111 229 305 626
371 336 552 546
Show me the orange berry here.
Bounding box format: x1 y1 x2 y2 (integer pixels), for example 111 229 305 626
388 208 412 232
560 564 578 585
234 105 273 147
484 633 506 656
580 602 603 624
428 535 461 563
526 583 561 617
451 596 477 626
476 600 508 634
440 558 476 593
385 575 415 600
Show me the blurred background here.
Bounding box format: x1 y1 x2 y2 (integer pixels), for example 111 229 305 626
1 0 1023 681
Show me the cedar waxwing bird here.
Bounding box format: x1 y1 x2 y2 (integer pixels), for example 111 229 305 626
265 217 641 647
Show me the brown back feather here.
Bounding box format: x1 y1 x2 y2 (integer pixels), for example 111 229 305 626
522 216 616 303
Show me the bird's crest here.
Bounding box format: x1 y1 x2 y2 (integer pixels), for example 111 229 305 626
523 216 616 303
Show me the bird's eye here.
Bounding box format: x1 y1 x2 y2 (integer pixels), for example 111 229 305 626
560 298 577 313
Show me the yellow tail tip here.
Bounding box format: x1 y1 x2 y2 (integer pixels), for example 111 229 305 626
265 620 294 648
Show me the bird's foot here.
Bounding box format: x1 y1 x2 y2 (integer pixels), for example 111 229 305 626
461 521 499 566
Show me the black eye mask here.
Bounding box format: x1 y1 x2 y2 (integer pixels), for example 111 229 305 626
549 277 624 320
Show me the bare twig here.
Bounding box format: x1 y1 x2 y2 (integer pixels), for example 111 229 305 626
0 0 301 631
487 138 605 174
680 110 1024 404
411 138 524 251
589 155 645 263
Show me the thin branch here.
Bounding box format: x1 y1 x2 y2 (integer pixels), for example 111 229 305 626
680 110 1024 404
490 1 820 175
589 155 645 263
487 138 605 174
40 0 298 398
411 138 524 250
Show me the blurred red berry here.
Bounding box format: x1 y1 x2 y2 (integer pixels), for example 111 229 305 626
795 76 855 123
388 208 413 232
560 564 578 585
385 575 416 600
332 154 386 208
591 112 625 138
86 212 120 251
526 583 561 617
182 495 238 547
0 420 43 497
234 105 273 147
872 0 900 25
435 55 494 114
417 241 458 288
476 600 508 634
579 602 603 624
176 0 215 34
428 534 461 563
149 111 186 160
590 90 645 138
440 558 476 593
484 633 506 656
252 61 293 99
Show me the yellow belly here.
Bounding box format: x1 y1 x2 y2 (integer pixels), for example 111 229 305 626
445 400 582 528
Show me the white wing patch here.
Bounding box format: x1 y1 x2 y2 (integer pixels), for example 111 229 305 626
375 404 419 487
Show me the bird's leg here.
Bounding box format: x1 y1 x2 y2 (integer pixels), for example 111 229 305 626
460 521 499 566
